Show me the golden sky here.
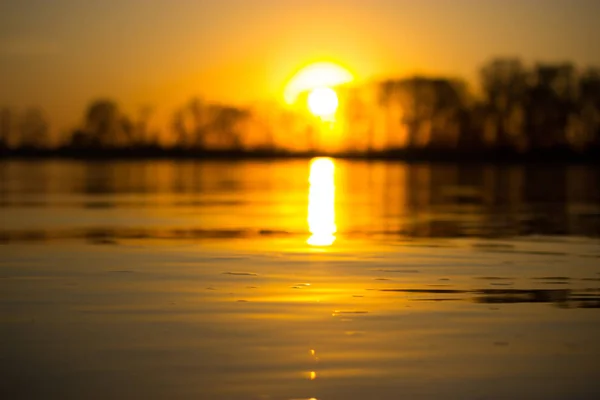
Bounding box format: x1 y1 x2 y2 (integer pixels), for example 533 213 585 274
1 0 599 132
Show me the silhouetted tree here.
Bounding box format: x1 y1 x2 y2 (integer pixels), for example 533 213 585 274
18 107 49 148
341 86 376 152
480 58 529 150
132 106 156 146
525 63 577 149
580 68 600 107
377 80 404 150
208 105 247 149
0 107 13 150
68 99 134 148
172 98 210 149
238 106 277 151
172 98 249 150
427 78 470 148
86 100 132 147
571 68 600 149
378 77 468 149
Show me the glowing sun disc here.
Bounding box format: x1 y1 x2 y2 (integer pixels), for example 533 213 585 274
308 87 339 117
284 62 353 104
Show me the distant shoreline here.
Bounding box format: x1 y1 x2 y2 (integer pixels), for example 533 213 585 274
1 147 599 164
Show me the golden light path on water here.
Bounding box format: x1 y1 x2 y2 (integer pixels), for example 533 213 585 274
307 157 336 246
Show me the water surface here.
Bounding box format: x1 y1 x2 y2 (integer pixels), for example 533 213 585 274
1 160 600 399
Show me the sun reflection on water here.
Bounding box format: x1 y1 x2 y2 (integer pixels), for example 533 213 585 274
307 157 336 247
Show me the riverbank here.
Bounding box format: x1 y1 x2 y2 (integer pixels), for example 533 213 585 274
2 146 600 164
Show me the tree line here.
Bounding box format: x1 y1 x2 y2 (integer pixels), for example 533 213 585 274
1 58 599 157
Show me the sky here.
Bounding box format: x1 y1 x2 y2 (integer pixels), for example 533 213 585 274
1 0 599 134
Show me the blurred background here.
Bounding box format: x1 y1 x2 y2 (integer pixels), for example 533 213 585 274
1 0 599 158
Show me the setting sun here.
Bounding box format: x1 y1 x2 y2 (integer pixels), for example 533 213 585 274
284 62 354 104
308 87 339 118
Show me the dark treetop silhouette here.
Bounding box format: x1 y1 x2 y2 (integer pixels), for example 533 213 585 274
1 58 599 161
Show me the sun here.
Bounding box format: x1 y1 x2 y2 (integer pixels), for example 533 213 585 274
308 87 339 117
284 62 354 104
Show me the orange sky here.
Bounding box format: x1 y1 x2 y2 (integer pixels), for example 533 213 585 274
1 0 599 134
